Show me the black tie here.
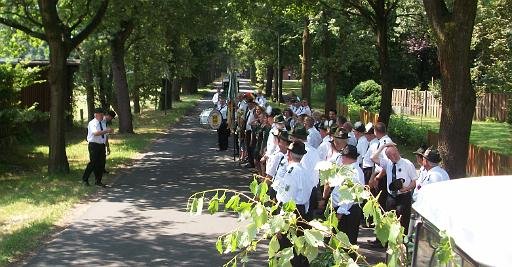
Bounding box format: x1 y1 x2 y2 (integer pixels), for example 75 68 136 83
391 163 397 196
99 121 105 139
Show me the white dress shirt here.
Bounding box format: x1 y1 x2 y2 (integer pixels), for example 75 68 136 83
379 157 417 195
276 162 311 210
212 92 220 106
266 151 285 178
356 135 369 165
218 104 227 120
271 154 288 192
347 132 357 147
307 127 322 149
362 138 379 168
87 118 107 144
245 108 255 131
317 136 332 161
331 162 365 215
413 166 449 201
301 142 321 190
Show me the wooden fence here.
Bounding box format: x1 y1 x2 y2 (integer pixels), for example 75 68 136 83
336 102 379 125
392 89 510 122
427 131 512 176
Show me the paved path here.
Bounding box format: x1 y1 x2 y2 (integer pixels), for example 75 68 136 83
25 86 259 267
24 79 383 266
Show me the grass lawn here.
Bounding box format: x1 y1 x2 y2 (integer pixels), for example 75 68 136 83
0 93 202 266
407 116 512 156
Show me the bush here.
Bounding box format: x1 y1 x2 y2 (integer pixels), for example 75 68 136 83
0 63 46 146
349 80 381 112
388 115 428 146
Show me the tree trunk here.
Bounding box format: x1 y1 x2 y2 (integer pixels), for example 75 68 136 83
375 2 393 126
111 20 134 134
423 0 478 179
84 60 95 121
172 78 181 102
132 52 141 114
278 66 284 102
47 40 70 173
191 77 198 94
266 65 274 99
132 85 141 114
274 67 279 100
159 78 172 110
301 17 312 102
250 63 257 84
95 55 108 110
182 77 194 94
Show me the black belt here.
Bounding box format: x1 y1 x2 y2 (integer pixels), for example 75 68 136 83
89 142 105 145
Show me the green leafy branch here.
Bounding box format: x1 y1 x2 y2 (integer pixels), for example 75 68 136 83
188 163 407 266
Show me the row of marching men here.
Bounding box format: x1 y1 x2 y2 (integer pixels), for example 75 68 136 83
261 115 451 259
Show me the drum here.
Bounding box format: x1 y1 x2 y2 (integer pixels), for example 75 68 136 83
208 109 222 129
199 108 213 125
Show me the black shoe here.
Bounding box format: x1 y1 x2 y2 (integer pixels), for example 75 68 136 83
82 180 90 186
103 169 109 174
95 182 107 188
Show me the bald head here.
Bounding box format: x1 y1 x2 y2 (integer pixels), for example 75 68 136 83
385 146 401 163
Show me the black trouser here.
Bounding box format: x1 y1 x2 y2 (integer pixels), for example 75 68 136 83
245 130 255 166
82 142 106 184
386 192 412 235
336 205 362 245
217 120 229 150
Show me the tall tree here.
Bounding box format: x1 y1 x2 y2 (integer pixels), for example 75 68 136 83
111 19 134 133
343 0 399 125
0 0 109 173
422 0 478 178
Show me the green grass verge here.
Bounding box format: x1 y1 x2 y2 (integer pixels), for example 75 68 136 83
407 116 512 156
0 93 202 266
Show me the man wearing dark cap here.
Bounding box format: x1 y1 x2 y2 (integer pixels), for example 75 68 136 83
276 141 311 217
82 108 113 187
413 147 450 201
331 145 365 245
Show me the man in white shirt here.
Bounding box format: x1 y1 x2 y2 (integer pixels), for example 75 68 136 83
330 145 365 245
353 121 368 166
267 131 291 200
305 116 322 148
82 108 113 187
276 141 311 219
317 124 333 161
371 143 416 234
300 99 312 116
362 123 378 185
243 99 257 168
413 147 450 201
211 88 221 108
